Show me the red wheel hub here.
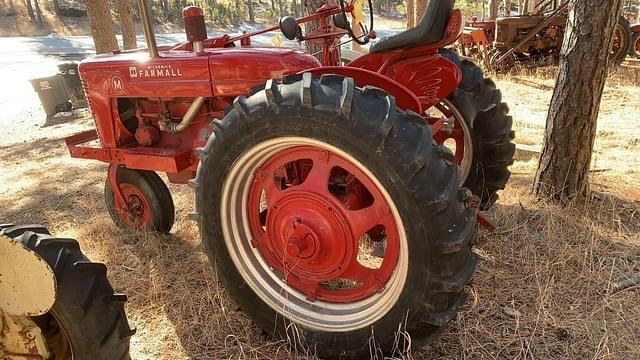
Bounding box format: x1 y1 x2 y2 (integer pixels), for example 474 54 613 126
116 183 152 229
247 146 400 303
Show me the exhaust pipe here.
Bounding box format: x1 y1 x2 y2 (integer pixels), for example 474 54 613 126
137 0 158 58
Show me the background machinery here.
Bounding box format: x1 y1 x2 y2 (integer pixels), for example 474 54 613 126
458 0 632 70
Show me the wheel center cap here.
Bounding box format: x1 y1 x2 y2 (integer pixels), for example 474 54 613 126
285 221 318 258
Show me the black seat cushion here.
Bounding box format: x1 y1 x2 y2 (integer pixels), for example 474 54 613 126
369 0 454 53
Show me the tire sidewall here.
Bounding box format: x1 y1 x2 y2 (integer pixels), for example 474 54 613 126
199 113 437 353
104 168 174 233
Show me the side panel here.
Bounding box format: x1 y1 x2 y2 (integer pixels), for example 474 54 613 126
209 48 322 96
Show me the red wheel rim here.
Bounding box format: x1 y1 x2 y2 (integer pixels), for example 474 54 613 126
426 99 473 182
115 183 153 229
247 146 400 303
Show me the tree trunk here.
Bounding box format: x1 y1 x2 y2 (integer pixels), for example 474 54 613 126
85 0 118 54
33 0 43 27
278 0 284 16
292 0 298 16
407 0 414 28
247 0 255 22
489 0 498 19
160 0 168 17
271 0 275 11
415 0 427 23
117 0 137 50
533 0 623 204
25 0 34 19
51 0 59 14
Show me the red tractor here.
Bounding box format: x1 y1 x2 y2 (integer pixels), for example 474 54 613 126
65 0 514 356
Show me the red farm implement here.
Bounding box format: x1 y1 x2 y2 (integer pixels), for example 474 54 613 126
457 0 632 70
65 0 514 356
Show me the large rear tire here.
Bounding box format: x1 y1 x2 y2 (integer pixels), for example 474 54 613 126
195 74 477 358
0 224 134 359
442 50 515 210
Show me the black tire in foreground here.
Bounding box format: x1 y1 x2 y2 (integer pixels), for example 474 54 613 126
195 73 477 358
0 224 134 359
105 167 175 234
443 50 515 210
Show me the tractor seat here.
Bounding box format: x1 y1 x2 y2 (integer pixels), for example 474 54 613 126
369 0 454 53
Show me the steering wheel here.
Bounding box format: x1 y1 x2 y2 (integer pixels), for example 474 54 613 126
338 0 374 45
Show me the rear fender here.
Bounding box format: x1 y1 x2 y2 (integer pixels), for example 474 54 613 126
631 24 640 33
303 66 422 113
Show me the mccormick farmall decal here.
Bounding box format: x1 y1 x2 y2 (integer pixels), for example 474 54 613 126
129 64 184 79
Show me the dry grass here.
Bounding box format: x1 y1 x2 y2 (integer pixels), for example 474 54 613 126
1 70 639 359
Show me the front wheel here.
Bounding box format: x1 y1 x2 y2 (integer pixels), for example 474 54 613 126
195 74 477 358
105 167 175 233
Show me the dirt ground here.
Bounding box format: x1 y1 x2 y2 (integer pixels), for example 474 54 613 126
0 66 638 358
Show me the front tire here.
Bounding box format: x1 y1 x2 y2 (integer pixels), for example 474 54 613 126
0 224 134 359
105 167 175 233
195 74 477 357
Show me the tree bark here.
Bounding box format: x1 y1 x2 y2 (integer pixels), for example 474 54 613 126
160 0 168 17
292 0 299 16
85 0 118 54
25 0 34 19
247 0 255 22
533 0 623 204
407 0 415 28
117 0 137 50
489 0 498 19
52 0 59 14
33 0 43 27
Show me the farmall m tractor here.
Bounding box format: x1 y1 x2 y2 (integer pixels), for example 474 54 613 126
64 0 514 356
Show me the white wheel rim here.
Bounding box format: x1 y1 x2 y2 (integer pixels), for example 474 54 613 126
219 137 409 332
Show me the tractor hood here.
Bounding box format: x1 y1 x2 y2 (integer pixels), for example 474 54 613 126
78 45 321 99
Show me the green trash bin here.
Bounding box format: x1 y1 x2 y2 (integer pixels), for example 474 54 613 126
58 62 84 101
30 75 72 118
